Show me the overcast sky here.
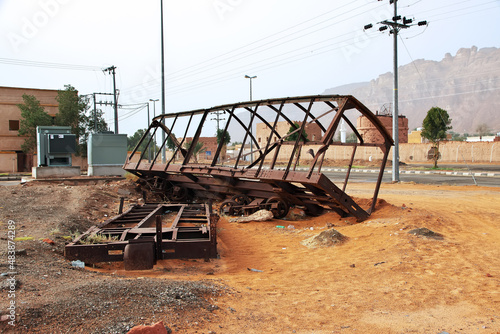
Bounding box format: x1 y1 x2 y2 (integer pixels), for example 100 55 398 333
1 0 499 136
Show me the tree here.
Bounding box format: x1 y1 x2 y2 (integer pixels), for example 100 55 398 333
184 140 206 163
127 129 156 153
166 133 178 151
286 122 308 142
216 128 231 146
55 85 88 152
216 129 231 162
17 94 54 153
421 107 452 168
475 123 491 140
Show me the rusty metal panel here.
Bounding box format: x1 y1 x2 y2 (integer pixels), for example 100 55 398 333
124 95 393 222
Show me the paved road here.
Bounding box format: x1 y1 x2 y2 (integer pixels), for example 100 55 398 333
324 170 500 187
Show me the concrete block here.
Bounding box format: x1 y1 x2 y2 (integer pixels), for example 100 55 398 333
88 165 125 177
32 166 81 179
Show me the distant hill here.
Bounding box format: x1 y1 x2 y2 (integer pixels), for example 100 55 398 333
323 46 500 134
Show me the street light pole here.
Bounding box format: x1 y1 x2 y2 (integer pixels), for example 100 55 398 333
245 75 257 164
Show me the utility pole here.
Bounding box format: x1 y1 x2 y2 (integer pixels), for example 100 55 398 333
93 92 116 133
103 66 119 134
211 111 226 131
160 0 166 163
364 0 427 182
245 75 257 163
93 93 97 133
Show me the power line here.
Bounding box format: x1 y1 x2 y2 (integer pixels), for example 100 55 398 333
119 2 385 95
0 57 101 71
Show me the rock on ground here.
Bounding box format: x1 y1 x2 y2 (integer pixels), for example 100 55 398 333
229 209 274 223
301 228 348 248
127 321 172 334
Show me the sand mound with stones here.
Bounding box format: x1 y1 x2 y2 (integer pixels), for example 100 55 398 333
301 228 348 248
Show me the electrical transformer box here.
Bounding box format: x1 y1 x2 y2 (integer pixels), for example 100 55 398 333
37 126 77 167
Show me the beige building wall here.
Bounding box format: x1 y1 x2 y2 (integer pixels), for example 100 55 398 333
265 141 500 165
0 86 59 172
408 130 423 144
256 121 322 145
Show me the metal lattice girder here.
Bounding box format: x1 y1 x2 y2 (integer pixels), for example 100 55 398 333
124 95 393 221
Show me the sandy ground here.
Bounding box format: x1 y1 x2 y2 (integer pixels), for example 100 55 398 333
1 180 500 333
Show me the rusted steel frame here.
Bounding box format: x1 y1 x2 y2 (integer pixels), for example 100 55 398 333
255 101 285 175
346 97 393 145
322 97 348 145
307 98 349 176
284 99 314 179
243 106 262 163
369 145 390 214
220 109 257 168
293 101 328 134
155 215 162 260
316 174 369 221
253 104 284 141
151 114 182 170
235 103 260 168
134 125 158 167
129 121 157 162
134 204 164 229
307 106 337 127
167 112 194 168
270 141 281 169
292 144 302 171
211 107 234 167
324 101 364 144
151 116 171 166
183 111 209 165
170 204 185 231
316 150 327 174
129 122 158 168
342 145 358 192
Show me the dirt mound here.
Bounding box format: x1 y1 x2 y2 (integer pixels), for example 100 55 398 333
408 227 444 240
301 228 348 248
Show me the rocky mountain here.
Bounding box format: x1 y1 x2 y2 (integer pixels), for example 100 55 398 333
323 46 500 134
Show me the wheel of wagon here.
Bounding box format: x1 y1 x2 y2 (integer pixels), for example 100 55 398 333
168 185 188 202
231 194 251 205
123 242 155 271
266 196 289 219
219 199 238 216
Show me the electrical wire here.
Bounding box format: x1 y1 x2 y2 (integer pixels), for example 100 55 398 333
0 58 101 71
120 2 385 95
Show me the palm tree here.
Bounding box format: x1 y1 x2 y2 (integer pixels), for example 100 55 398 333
184 140 206 163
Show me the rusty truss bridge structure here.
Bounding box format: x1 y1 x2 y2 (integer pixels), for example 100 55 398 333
124 95 393 222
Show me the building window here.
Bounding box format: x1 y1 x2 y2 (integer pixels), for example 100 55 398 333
9 120 20 131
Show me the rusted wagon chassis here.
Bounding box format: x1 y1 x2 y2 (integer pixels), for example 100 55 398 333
124 95 393 221
64 203 218 269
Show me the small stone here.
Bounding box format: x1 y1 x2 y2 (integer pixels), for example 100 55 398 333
15 249 27 256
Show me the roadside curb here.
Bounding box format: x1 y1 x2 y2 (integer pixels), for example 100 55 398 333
294 167 500 177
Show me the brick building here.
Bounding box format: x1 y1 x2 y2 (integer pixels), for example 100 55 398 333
0 86 59 172
256 121 322 145
356 114 408 144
